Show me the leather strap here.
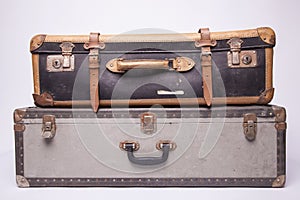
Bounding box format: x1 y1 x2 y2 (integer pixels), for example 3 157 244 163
84 33 101 112
199 28 213 106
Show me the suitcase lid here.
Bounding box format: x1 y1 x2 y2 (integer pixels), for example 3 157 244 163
30 27 275 54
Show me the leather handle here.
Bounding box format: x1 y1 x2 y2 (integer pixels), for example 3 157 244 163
106 57 195 73
120 141 176 165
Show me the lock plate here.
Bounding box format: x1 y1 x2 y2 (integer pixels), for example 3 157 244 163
140 112 157 134
227 50 257 68
47 55 75 72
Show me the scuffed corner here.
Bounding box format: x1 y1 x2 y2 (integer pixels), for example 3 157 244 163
272 175 286 188
257 27 276 45
13 108 26 123
30 34 46 52
273 105 287 123
16 175 30 188
32 92 54 107
257 88 274 104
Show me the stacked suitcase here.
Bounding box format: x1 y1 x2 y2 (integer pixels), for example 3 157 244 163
14 27 286 187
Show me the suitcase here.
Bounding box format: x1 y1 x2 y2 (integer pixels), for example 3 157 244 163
30 27 275 112
14 105 286 187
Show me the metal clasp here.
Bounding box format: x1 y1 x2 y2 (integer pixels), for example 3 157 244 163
227 38 257 68
227 37 243 65
140 112 157 134
46 42 75 72
243 113 257 141
60 42 75 68
42 115 56 139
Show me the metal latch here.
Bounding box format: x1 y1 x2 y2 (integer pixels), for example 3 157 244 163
140 112 157 134
243 113 257 141
227 38 257 68
46 42 75 72
42 115 56 139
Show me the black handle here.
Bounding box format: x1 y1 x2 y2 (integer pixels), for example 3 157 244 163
121 142 171 165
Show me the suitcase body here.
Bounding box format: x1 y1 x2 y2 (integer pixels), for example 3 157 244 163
30 27 275 112
14 105 286 187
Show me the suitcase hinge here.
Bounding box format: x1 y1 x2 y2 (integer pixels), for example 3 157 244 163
46 42 75 72
141 112 157 134
243 113 257 141
42 115 56 139
227 38 257 68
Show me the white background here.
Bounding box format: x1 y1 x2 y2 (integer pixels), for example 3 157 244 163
1 0 299 199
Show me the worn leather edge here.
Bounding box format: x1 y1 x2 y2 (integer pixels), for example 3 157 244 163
32 54 40 95
33 92 54 107
257 48 274 104
42 28 263 43
47 96 268 107
257 27 276 45
16 175 30 188
272 175 286 188
257 88 274 104
30 34 46 52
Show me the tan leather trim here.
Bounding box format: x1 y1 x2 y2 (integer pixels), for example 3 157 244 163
257 88 274 104
32 54 40 94
257 48 274 104
42 28 262 43
265 48 273 90
257 27 276 45
49 96 265 107
30 34 46 51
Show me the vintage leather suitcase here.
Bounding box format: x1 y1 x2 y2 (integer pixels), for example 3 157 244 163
30 27 275 112
14 105 286 187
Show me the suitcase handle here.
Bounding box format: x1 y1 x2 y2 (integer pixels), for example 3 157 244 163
119 141 176 165
106 57 195 73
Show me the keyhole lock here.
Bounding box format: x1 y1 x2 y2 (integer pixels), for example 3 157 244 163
242 54 252 65
52 59 61 69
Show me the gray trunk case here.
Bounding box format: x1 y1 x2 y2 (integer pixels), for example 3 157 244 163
14 105 286 187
